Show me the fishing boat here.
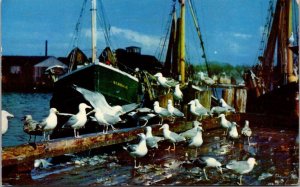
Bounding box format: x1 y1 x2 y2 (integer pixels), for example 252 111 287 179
244 0 299 117
50 0 149 116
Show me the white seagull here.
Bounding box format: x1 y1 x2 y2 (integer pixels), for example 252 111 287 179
153 101 171 124
38 108 59 141
218 114 233 135
92 108 123 134
167 99 184 121
62 103 91 138
123 133 148 168
241 120 252 145
160 123 186 151
73 85 139 116
193 157 223 180
1 110 14 135
154 72 178 92
198 72 215 86
188 100 208 121
226 157 257 185
145 126 164 149
219 98 236 113
188 127 204 155
210 106 228 116
228 122 239 144
180 121 202 139
173 84 183 105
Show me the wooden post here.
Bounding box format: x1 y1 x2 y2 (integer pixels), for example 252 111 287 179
222 88 235 107
195 90 211 109
235 88 247 113
158 93 173 108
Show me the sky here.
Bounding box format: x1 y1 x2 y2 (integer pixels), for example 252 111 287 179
2 0 287 66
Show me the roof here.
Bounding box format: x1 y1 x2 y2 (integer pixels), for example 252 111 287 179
34 56 67 68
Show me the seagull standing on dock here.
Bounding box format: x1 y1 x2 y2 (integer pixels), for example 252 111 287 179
219 98 235 113
62 103 91 138
145 126 164 149
188 127 204 155
92 108 123 134
198 72 215 86
194 99 210 114
188 100 208 121
192 157 223 180
123 133 148 169
37 108 59 141
180 121 202 139
22 115 43 143
241 120 252 145
154 72 178 93
1 110 14 135
210 106 228 116
160 123 186 151
167 99 184 121
218 114 232 135
226 157 257 185
153 101 171 124
173 84 183 106
228 122 239 144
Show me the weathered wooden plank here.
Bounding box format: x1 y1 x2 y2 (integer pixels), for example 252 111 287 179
2 121 191 168
222 88 235 107
235 88 247 113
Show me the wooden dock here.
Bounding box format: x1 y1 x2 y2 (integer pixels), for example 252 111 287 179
2 113 298 176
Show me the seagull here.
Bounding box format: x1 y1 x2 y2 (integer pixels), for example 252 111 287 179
180 121 202 139
241 120 252 145
219 98 235 113
188 100 208 121
1 110 14 135
193 157 223 180
62 103 91 138
167 99 184 121
226 157 257 185
198 72 215 86
210 106 228 116
145 126 164 149
126 107 157 127
228 122 239 144
289 32 294 45
160 123 186 151
218 114 233 135
153 101 171 124
194 99 210 115
188 127 204 155
92 108 123 134
123 133 148 169
37 108 59 141
154 72 178 92
173 84 183 106
22 115 43 143
73 85 139 116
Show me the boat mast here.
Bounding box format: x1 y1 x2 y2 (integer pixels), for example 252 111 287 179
91 0 97 63
179 0 185 84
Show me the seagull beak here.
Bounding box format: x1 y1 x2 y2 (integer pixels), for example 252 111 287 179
255 161 258 165
159 126 163 130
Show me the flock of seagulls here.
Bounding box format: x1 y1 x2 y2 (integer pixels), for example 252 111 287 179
2 73 258 185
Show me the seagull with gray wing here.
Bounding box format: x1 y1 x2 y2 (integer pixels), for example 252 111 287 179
62 103 91 138
160 123 185 151
37 108 59 141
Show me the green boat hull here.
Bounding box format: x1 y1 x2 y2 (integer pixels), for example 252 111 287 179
50 63 141 114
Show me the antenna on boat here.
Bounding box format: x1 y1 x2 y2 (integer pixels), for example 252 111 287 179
91 0 97 63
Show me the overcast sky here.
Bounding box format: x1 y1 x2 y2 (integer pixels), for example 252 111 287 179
3 0 291 66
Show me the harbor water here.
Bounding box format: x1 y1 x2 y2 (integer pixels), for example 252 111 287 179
2 93 299 185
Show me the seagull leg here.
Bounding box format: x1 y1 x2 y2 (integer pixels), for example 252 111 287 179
171 143 176 151
195 148 198 157
248 137 251 145
110 124 117 131
141 119 148 127
34 135 37 143
203 168 209 180
43 132 47 141
237 175 243 185
134 158 139 169
73 129 76 138
165 145 171 151
28 135 32 143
